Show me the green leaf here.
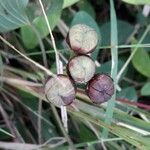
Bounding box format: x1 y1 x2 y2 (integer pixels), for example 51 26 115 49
114 110 150 131
96 59 128 80
137 28 150 51
77 0 96 19
78 123 96 142
116 86 137 111
100 20 134 46
141 82 150 96
87 145 96 150
21 0 63 49
117 86 137 101
71 11 100 40
21 25 36 49
71 11 100 59
63 0 80 8
0 0 29 33
121 0 150 5
132 45 150 78
19 0 29 7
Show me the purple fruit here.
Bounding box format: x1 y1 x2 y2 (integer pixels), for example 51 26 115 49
87 74 114 104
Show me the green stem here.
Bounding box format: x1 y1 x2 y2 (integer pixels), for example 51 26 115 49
3 43 150 58
117 24 150 81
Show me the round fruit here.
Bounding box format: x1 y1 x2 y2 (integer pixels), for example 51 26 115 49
45 75 76 106
67 55 95 83
67 24 98 54
87 74 114 104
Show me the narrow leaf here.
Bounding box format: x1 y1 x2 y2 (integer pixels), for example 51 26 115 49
21 0 63 49
102 0 118 138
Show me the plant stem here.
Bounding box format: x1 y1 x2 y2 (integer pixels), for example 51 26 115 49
38 0 60 73
4 43 150 58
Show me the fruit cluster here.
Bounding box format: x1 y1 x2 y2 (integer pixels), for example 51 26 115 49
45 24 114 107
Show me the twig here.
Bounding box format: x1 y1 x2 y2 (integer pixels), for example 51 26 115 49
0 77 43 87
0 35 53 76
0 142 39 150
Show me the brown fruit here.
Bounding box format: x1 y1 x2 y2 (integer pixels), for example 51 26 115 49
67 55 95 83
67 24 98 54
45 75 76 106
87 74 114 104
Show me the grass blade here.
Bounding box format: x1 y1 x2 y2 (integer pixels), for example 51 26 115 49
102 0 118 138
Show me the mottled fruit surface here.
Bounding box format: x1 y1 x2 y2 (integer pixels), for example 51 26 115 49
45 75 76 107
87 74 114 104
68 55 95 83
67 24 98 54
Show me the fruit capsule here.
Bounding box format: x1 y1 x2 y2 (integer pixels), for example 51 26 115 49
67 24 98 54
45 75 76 107
87 74 114 104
